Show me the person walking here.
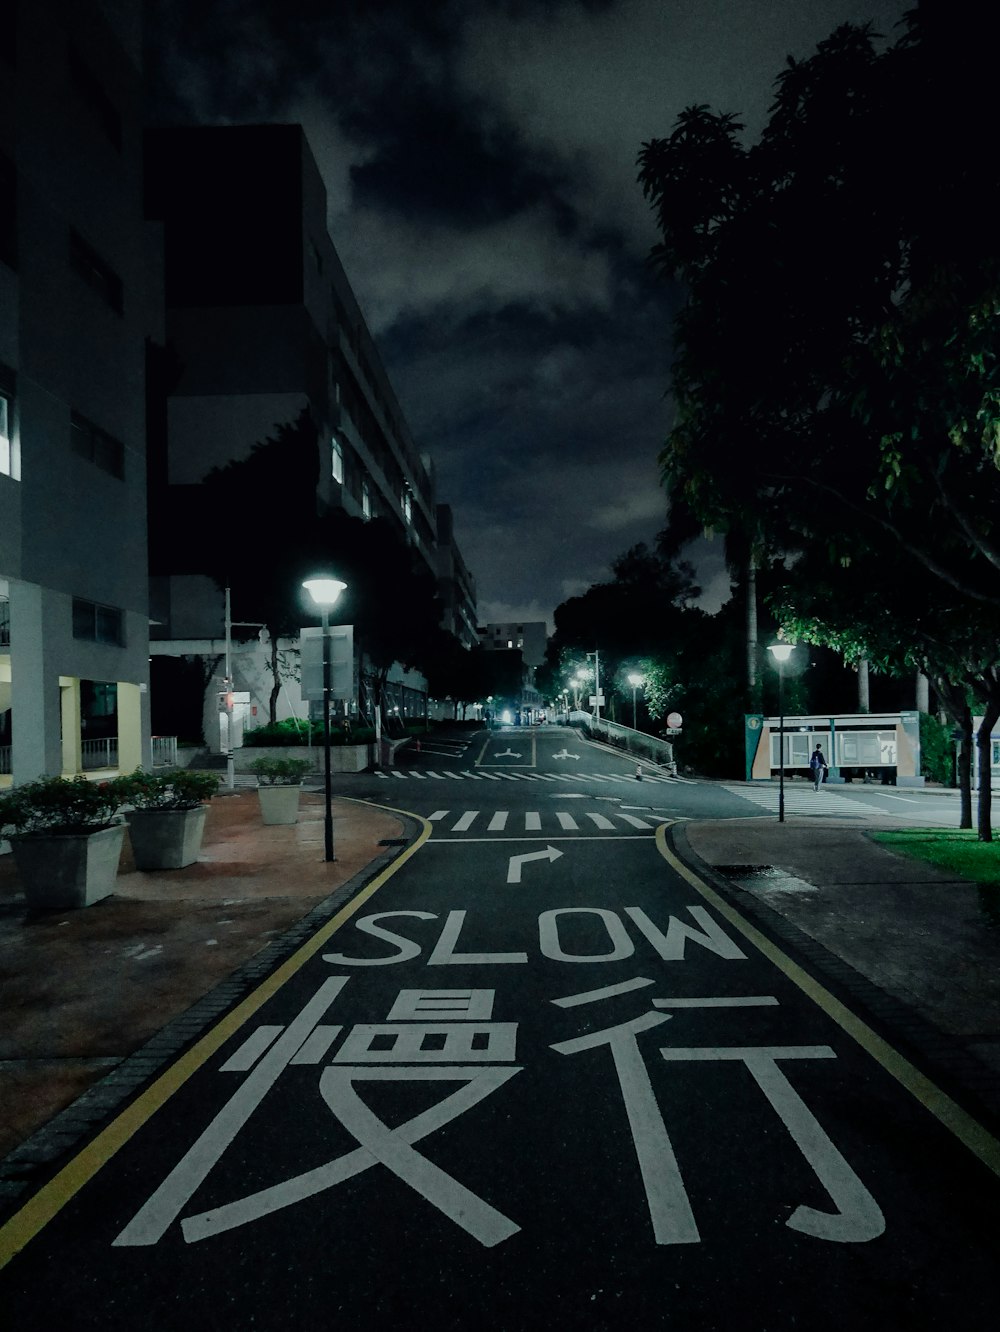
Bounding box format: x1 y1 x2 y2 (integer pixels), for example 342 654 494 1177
809 745 828 790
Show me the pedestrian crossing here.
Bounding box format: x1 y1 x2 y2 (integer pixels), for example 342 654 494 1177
374 769 688 784
721 783 876 818
426 808 669 835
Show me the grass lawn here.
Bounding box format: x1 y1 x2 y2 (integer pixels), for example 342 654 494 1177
870 828 1000 885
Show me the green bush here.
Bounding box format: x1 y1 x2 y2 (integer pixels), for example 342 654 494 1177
919 712 953 786
0 775 126 835
248 756 313 785
119 768 220 810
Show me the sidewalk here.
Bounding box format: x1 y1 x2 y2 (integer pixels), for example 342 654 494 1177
672 813 1000 1118
0 789 409 1168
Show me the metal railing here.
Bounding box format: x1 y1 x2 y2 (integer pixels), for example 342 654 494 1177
82 737 118 770
151 735 178 767
576 714 677 770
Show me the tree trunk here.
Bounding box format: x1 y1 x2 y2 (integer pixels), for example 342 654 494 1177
976 699 999 842
915 671 929 713
746 556 760 711
857 659 870 713
267 630 281 725
958 706 974 829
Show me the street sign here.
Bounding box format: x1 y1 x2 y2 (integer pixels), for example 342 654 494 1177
590 694 606 707
299 625 355 701
666 711 683 729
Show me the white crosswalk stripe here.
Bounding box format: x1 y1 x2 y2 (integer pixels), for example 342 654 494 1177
422 810 669 834
721 784 877 818
374 768 696 784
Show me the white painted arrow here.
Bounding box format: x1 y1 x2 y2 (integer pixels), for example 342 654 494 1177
494 748 522 758
507 845 563 883
552 749 579 760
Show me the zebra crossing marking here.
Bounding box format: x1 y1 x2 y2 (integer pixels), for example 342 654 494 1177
720 784 892 819
556 812 579 830
488 811 509 831
374 768 691 784
525 812 541 831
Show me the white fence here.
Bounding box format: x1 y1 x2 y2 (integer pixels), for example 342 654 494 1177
82 738 118 770
151 735 178 767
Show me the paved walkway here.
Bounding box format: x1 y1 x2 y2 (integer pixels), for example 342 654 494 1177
0 790 407 1165
673 813 1000 1120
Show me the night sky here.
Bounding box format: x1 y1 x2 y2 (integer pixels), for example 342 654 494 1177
144 0 911 628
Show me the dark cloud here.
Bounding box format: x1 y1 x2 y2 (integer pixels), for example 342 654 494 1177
145 0 911 626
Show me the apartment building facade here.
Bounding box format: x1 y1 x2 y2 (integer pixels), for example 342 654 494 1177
0 0 154 785
143 125 476 739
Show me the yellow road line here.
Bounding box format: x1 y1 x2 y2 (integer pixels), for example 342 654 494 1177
0 803 431 1271
655 823 1000 1179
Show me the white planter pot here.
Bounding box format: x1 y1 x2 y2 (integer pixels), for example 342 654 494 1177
126 805 208 870
9 823 126 909
257 784 302 825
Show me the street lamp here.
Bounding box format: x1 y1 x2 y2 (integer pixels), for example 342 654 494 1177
767 642 794 823
303 576 347 861
627 672 644 730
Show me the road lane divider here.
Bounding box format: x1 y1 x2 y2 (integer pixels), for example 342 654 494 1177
656 822 1000 1180
0 802 432 1272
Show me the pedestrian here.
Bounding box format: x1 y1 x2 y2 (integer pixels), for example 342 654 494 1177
809 745 828 790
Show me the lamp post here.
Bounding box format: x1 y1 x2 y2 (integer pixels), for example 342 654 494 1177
303 576 347 861
627 672 643 730
767 642 794 823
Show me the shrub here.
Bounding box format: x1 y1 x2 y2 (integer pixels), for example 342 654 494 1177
248 756 313 785
919 712 954 786
120 768 220 810
0 775 126 836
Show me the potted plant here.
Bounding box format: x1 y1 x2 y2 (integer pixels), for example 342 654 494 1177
119 769 220 870
0 775 128 909
248 755 312 825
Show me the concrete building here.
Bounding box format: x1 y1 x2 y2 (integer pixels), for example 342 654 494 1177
479 622 548 668
0 0 155 786
142 124 476 742
436 505 478 650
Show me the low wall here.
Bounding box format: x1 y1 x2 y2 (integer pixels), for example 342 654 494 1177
234 744 370 774
572 716 676 768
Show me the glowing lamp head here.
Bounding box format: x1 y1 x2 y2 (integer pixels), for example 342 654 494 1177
767 642 794 664
303 577 347 609
627 672 644 687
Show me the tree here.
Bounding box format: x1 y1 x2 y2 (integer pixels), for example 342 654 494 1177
637 4 1000 834
203 411 444 725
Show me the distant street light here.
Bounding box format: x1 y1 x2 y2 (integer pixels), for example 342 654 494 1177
627 672 644 731
303 576 347 861
767 642 794 823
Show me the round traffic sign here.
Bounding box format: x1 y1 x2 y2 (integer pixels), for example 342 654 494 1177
666 711 683 729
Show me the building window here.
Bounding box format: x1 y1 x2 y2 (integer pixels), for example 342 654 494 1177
72 597 124 646
68 44 122 150
402 489 412 524
71 411 125 479
331 436 344 483
0 363 14 479
362 480 372 520
69 229 123 315
0 151 16 270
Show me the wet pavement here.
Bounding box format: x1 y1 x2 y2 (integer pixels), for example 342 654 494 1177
2 781 999 1219
0 789 408 1169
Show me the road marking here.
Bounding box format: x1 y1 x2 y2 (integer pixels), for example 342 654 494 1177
432 835 656 843
619 813 655 829
553 749 579 761
429 810 448 821
655 823 1000 1181
453 811 479 831
556 813 579 830
478 772 501 781
552 977 656 1008
488 811 509 831
507 845 563 883
0 802 433 1272
460 772 484 781
391 771 407 779
410 771 427 779
652 996 778 1009
586 813 616 830
495 748 522 758
525 812 541 830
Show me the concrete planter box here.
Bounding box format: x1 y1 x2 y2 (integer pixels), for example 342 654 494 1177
126 805 208 870
9 823 126 909
256 784 302 825
236 745 369 774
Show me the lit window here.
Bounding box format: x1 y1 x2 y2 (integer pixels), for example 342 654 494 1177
402 489 412 523
507 640 513 648
331 437 343 483
362 480 371 519
0 392 10 477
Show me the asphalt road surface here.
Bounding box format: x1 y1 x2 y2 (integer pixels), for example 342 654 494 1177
1 726 995 1329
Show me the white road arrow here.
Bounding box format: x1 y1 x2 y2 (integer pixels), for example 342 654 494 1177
507 845 563 884
494 748 522 758
552 749 579 761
